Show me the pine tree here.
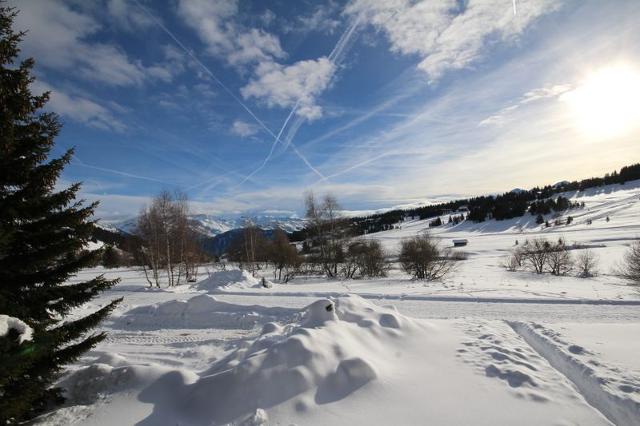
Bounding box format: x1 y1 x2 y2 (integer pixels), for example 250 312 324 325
0 6 121 423
101 244 121 269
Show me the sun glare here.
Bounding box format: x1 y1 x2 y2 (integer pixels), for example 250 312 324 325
562 64 640 139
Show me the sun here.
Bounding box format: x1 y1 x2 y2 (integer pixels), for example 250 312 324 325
562 64 640 139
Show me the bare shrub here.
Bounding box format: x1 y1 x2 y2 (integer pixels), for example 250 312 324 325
267 230 301 283
521 238 552 274
577 249 599 278
619 241 640 285
546 240 573 276
503 248 524 272
399 234 456 280
342 239 388 278
450 251 469 261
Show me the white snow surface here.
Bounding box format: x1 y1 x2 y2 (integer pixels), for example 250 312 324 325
38 296 615 425
195 269 262 292
35 180 640 425
0 314 33 344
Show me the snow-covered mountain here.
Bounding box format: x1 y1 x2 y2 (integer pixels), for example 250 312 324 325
188 214 306 236
108 213 306 236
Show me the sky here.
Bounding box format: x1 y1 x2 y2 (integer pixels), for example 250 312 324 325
9 0 640 221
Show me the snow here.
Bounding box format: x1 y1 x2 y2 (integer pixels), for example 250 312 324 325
33 180 640 425
195 269 261 291
117 294 299 330
215 179 640 302
553 323 640 370
0 314 33 344
38 296 614 425
510 321 640 425
85 240 104 252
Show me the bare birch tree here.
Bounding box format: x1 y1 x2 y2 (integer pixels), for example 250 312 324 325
136 190 201 287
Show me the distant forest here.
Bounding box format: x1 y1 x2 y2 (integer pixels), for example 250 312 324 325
292 163 640 240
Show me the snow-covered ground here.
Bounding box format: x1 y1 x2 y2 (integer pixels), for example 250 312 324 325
36 181 640 425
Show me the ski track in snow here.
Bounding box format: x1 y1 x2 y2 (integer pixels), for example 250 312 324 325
509 321 640 426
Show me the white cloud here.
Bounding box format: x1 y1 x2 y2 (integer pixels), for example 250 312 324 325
230 120 259 137
106 0 154 30
284 2 342 35
260 9 276 26
346 0 560 81
32 81 126 132
227 29 286 67
176 0 238 55
177 0 353 121
176 0 285 67
480 84 572 126
11 0 176 86
241 58 336 121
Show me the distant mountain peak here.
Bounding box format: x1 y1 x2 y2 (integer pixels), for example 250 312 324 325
107 212 306 237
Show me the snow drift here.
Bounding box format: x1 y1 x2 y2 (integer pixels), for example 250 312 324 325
117 294 298 330
195 269 262 292
59 296 420 425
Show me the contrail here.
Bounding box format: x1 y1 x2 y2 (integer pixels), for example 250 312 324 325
132 0 323 179
316 151 392 183
236 98 302 186
238 15 362 184
283 16 362 151
72 155 170 184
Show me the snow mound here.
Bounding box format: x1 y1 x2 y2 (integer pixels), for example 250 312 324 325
195 269 261 292
116 294 299 330
0 314 33 343
59 362 196 405
122 295 420 425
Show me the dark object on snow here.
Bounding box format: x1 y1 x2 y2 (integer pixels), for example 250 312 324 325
325 303 334 312
453 239 468 247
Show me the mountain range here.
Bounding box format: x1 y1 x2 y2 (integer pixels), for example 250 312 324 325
102 213 306 237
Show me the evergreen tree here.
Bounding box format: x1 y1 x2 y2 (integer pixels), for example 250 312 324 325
0 7 121 423
101 244 121 269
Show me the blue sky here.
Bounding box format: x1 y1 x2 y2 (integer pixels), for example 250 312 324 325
10 0 640 220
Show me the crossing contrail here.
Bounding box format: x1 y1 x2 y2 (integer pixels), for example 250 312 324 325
132 0 323 179
282 15 363 151
237 15 363 185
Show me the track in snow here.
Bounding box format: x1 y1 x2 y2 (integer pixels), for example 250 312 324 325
510 321 640 426
215 294 640 323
